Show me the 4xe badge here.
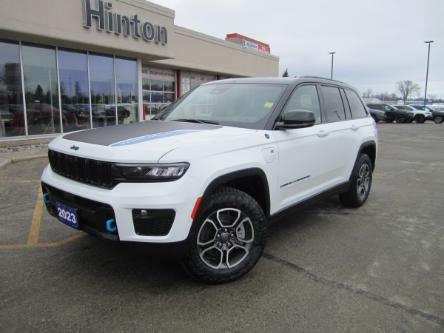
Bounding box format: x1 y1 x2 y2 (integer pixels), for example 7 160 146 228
70 145 80 151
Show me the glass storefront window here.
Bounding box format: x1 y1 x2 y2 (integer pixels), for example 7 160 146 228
142 66 176 119
89 54 115 127
115 57 138 124
180 71 217 95
58 50 91 132
0 41 25 137
22 44 60 135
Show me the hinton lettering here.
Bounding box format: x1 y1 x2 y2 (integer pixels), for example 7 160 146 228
82 0 168 45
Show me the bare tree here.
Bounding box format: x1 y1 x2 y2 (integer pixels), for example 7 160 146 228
282 68 289 77
362 88 374 98
397 80 421 104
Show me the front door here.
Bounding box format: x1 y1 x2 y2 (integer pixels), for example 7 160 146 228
273 84 330 211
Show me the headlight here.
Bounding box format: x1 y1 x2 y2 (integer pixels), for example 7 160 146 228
114 163 189 181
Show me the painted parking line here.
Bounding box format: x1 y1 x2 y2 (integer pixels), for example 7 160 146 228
27 187 43 246
0 186 84 251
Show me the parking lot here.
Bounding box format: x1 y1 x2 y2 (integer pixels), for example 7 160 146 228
0 123 443 332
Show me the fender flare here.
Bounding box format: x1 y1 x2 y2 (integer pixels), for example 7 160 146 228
200 168 271 217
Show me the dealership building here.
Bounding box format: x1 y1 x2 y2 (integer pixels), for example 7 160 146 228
0 0 279 140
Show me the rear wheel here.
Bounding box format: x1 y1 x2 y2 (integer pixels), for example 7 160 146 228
434 116 443 124
182 187 267 283
340 154 373 208
414 115 425 123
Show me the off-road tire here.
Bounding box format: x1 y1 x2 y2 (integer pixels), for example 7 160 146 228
182 187 267 284
339 154 373 208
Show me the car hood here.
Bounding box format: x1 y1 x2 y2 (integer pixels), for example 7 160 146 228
50 120 256 163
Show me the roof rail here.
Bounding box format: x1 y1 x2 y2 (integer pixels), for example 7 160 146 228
299 76 346 84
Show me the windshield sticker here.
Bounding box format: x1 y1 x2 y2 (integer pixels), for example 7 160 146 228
110 130 201 147
263 102 274 109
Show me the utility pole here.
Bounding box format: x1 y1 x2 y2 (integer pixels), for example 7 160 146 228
424 41 434 107
329 51 335 80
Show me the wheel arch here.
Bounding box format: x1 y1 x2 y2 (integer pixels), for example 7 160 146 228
357 141 377 172
200 168 271 218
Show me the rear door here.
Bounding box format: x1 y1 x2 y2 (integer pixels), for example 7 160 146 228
316 85 357 184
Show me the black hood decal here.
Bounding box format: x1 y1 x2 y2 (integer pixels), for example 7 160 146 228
63 120 220 146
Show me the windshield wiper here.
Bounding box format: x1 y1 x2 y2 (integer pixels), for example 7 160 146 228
172 118 219 125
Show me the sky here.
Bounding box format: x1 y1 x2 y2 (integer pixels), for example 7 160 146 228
150 0 444 98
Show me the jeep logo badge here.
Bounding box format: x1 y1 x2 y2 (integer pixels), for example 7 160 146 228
70 145 80 151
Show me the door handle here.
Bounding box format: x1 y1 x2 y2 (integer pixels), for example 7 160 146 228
317 130 329 138
351 124 359 131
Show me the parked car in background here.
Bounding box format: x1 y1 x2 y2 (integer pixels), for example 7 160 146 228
367 107 386 122
366 103 412 123
409 104 434 112
427 105 444 124
393 105 433 123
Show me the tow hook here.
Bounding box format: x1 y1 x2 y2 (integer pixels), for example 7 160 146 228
105 218 117 233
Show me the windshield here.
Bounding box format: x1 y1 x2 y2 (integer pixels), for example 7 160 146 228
156 83 286 129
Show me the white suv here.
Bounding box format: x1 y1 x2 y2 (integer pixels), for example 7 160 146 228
41 77 377 283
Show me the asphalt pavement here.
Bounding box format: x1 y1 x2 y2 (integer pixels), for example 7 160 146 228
0 123 443 332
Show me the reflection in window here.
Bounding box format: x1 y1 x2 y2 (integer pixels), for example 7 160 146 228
22 44 60 135
58 50 91 132
142 67 176 119
115 58 138 124
89 54 115 127
284 85 321 124
0 41 25 137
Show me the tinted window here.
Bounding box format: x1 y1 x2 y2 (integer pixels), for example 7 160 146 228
58 50 91 132
345 89 367 119
0 41 25 137
115 57 138 124
89 54 115 127
283 85 321 124
22 44 60 135
320 86 346 122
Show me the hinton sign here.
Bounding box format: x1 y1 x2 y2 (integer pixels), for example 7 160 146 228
82 0 168 45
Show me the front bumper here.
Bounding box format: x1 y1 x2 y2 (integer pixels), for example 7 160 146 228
41 165 200 243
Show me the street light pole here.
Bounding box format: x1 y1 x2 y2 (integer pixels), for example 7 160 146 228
424 41 434 108
329 52 335 80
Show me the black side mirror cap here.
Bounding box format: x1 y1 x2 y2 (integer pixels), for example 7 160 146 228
275 110 316 129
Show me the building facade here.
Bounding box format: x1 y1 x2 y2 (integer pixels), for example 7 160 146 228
0 0 279 139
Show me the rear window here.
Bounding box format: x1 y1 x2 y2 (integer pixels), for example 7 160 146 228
320 86 346 123
345 89 368 119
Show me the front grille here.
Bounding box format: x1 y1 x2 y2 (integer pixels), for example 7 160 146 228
48 150 114 189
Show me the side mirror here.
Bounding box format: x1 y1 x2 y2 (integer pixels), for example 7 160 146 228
276 110 316 129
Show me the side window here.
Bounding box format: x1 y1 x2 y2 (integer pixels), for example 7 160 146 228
345 89 368 119
283 85 321 124
320 86 346 122
340 88 352 119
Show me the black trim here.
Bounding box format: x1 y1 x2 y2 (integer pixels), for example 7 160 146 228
200 168 271 217
270 181 350 222
354 141 377 174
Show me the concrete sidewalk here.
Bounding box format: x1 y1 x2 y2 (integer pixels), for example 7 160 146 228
0 138 51 168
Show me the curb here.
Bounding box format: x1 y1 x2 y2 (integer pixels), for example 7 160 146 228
0 153 48 169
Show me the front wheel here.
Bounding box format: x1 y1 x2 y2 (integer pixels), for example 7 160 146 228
339 154 373 208
182 187 267 283
434 116 443 124
414 115 425 123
